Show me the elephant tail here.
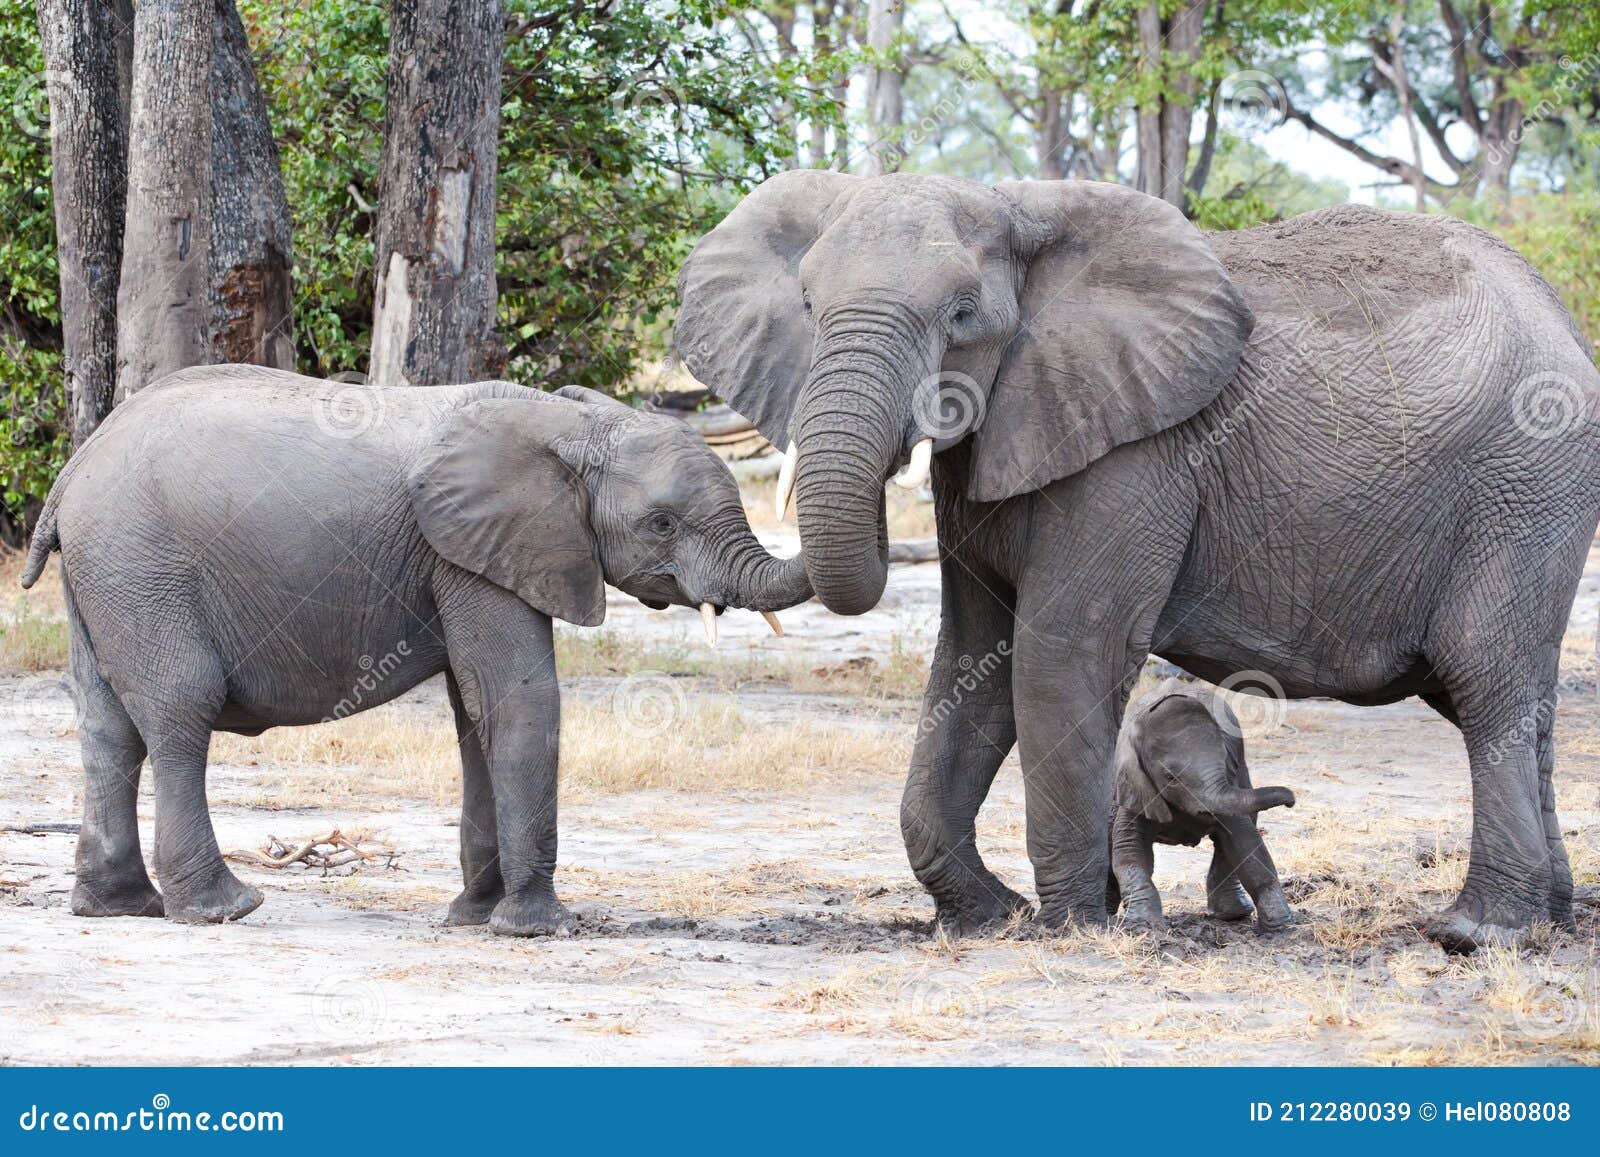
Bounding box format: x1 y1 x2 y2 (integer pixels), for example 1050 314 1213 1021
1207 785 1295 817
19 501 58 589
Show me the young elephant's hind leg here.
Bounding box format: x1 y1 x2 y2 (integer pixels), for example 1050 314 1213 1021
67 601 161 918
123 659 261 924
443 671 505 926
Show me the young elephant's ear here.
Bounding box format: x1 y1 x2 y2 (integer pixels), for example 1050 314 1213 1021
675 169 862 449
1114 704 1173 824
969 180 1254 503
410 397 606 627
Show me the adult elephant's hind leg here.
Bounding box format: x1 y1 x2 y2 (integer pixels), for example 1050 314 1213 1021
127 657 262 924
901 558 1029 933
443 670 505 926
1425 633 1565 953
66 594 162 918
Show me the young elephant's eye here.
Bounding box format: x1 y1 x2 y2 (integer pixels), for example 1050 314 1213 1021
648 512 675 537
951 305 975 326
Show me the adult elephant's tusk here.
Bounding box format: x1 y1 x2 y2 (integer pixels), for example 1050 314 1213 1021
892 438 934 490
774 441 798 520
761 611 784 637
700 602 719 647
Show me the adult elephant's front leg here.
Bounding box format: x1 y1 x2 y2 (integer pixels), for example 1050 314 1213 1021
902 559 1029 932
1012 635 1128 927
437 574 575 937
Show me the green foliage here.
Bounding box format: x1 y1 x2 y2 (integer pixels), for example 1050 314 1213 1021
0 0 64 522
1189 132 1351 229
1462 191 1600 350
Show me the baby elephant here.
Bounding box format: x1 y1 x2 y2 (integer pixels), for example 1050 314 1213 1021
1109 681 1295 933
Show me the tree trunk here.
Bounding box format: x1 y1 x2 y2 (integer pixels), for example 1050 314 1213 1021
210 0 293 368
36 0 134 445
370 0 505 387
115 0 214 403
863 0 904 175
1037 89 1069 180
769 7 801 169
1136 0 1207 210
809 0 834 168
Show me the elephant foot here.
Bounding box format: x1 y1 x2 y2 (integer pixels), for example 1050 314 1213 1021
162 867 263 925
71 876 165 918
489 892 577 938
933 881 1033 938
1423 887 1548 955
444 884 506 927
1208 882 1254 921
1036 899 1111 933
1118 906 1166 935
1252 888 1295 934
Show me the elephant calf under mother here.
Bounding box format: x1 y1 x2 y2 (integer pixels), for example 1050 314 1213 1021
677 172 1600 952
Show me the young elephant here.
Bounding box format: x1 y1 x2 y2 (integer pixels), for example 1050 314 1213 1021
1109 681 1295 933
21 367 809 934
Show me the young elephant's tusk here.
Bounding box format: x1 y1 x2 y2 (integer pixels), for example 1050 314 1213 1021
700 602 719 647
892 438 934 490
760 611 784 638
774 441 799 520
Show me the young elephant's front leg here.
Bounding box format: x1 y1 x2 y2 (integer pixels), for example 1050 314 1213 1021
1110 809 1163 930
438 576 574 937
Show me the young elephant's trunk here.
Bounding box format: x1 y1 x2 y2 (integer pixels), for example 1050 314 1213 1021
1209 785 1296 816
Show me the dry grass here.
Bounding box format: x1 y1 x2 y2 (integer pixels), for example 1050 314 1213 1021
0 548 65 619
557 628 930 702
0 606 69 673
212 697 909 809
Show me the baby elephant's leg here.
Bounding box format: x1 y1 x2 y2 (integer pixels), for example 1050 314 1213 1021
1213 816 1293 932
1205 841 1254 920
1110 808 1164 930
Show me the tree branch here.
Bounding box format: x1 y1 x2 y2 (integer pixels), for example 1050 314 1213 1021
1438 0 1485 132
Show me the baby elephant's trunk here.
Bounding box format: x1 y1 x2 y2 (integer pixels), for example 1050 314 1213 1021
1211 785 1296 817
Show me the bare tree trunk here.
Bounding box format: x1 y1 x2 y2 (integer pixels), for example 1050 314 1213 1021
1159 0 1205 208
768 6 801 168
1135 1 1162 197
863 0 904 175
36 0 134 445
1037 89 1070 180
115 0 214 403
210 0 293 368
370 0 504 387
809 0 834 168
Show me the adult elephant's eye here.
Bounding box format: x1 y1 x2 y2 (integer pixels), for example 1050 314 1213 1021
952 305 975 326
648 512 675 537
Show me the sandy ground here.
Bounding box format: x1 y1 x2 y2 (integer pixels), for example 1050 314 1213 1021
2 530 1598 1066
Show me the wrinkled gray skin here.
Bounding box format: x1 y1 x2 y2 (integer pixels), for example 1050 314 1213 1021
21 367 809 933
1109 681 1295 934
676 171 1600 953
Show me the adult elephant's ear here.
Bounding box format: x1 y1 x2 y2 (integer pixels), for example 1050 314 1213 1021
968 181 1253 502
410 398 606 627
675 169 862 448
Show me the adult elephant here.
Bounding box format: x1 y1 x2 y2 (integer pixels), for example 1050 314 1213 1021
675 171 1600 952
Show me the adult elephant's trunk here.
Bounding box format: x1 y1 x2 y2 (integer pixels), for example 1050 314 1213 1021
790 309 930 616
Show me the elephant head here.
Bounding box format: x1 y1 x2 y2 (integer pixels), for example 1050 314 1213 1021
1114 683 1296 824
675 172 1254 614
410 385 809 639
